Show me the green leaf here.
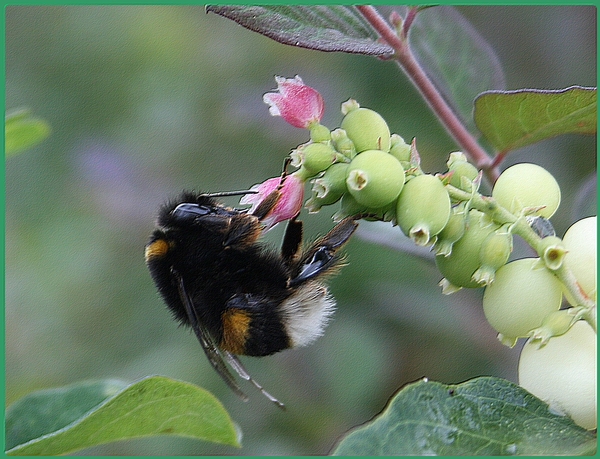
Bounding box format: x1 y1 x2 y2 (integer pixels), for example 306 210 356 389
5 379 128 451
332 376 596 456
474 86 597 154
5 108 51 156
206 6 393 56
405 6 506 134
5 376 240 455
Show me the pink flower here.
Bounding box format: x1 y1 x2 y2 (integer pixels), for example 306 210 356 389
240 173 305 229
263 75 324 129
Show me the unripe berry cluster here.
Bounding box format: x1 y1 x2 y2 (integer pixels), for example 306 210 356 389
288 100 452 250
515 216 597 430
309 104 596 430
263 78 596 430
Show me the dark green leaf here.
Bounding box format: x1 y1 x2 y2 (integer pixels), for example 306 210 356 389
5 379 127 451
5 108 51 156
5 376 240 455
474 86 597 153
332 376 596 456
206 6 393 56
402 5 506 134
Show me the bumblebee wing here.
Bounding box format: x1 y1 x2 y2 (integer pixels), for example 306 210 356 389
172 270 250 402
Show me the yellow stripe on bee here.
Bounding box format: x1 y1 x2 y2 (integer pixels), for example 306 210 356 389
144 239 170 261
221 309 251 355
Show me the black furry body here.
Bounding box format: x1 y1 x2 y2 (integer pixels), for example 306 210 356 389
146 191 357 355
148 194 292 355
145 189 357 404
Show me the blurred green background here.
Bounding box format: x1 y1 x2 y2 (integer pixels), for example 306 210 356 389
5 5 596 455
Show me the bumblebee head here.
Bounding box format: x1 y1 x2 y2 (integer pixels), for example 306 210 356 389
171 202 213 221
157 194 238 230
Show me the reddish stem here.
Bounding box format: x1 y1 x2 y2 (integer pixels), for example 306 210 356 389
490 151 507 169
357 6 500 183
401 6 419 39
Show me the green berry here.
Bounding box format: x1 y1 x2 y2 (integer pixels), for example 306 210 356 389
341 107 391 153
482 257 563 341
446 151 468 168
518 320 597 430
388 134 411 163
433 207 466 256
448 158 479 192
291 142 338 176
306 163 349 212
436 210 500 290
309 123 331 143
396 174 451 246
333 192 396 222
492 163 561 218
346 149 405 208
472 229 513 286
562 216 596 300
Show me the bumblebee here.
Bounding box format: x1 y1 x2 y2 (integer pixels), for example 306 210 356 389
145 184 358 408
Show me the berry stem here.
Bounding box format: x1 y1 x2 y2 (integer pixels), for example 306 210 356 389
356 6 500 183
582 305 597 333
446 183 597 332
553 264 597 333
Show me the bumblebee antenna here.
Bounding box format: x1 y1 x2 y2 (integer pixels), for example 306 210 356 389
202 190 258 198
204 157 292 201
224 351 286 410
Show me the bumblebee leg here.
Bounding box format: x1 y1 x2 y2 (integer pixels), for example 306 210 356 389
289 217 359 286
224 351 286 410
281 218 303 262
251 157 294 221
251 189 282 220
174 270 285 408
317 216 360 251
173 270 250 402
201 189 257 198
223 215 262 249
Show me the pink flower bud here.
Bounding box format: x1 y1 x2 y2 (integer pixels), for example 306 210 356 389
240 173 305 229
263 75 324 129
